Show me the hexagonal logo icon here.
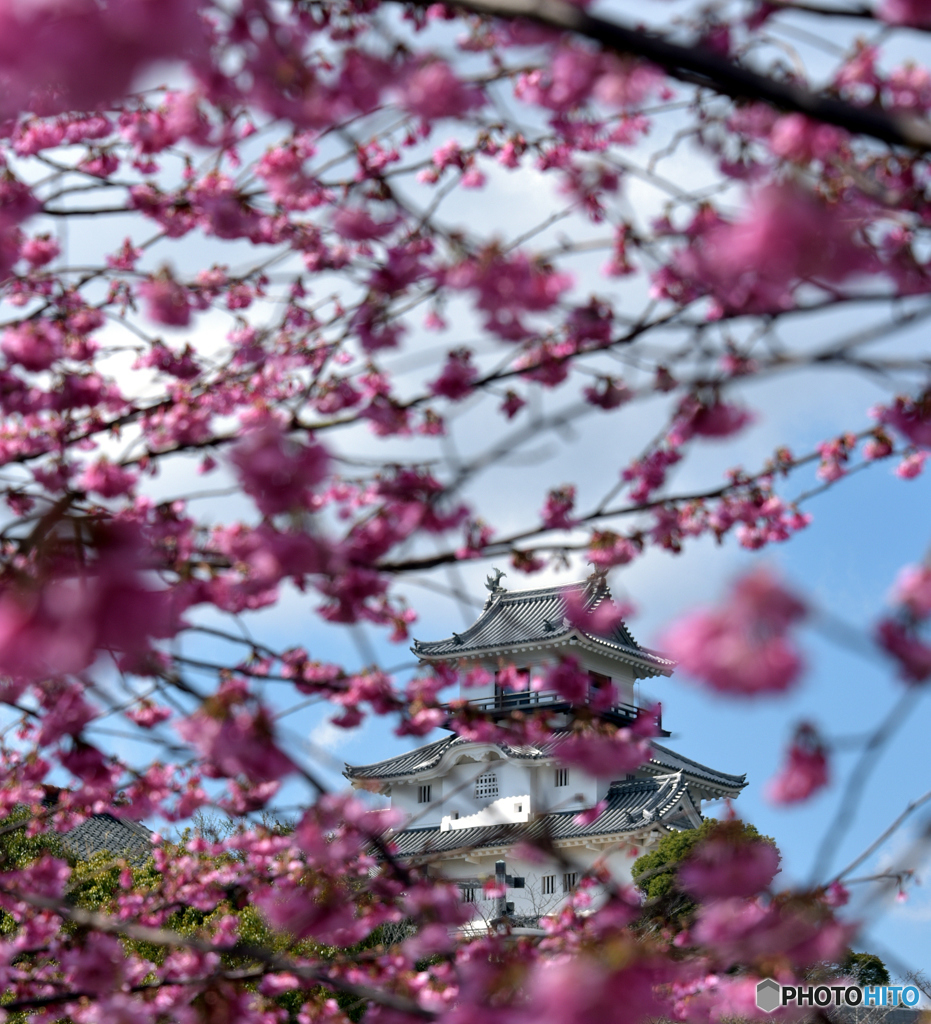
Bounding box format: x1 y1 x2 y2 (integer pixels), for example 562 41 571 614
756 978 781 1014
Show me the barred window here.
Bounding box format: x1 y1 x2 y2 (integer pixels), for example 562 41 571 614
555 767 569 787
417 784 431 804
461 886 477 903
562 872 577 893
475 771 499 799
542 875 556 895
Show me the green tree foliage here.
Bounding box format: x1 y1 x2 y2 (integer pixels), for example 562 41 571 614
841 951 890 986
807 950 891 987
632 818 776 900
631 819 778 927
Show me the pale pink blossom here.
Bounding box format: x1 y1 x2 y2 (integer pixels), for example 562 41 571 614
563 586 631 636
897 451 928 478
126 702 172 728
891 564 931 618
575 799 608 825
769 113 844 163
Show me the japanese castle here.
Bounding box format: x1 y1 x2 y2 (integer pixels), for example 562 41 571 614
345 572 746 924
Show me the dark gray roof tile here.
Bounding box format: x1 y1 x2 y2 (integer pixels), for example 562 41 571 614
62 813 153 866
346 736 745 795
410 579 674 676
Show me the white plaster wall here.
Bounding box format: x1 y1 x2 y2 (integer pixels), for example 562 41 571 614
433 841 646 925
388 752 621 826
390 777 443 826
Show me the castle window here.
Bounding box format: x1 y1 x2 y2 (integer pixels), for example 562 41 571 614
562 872 577 893
475 772 498 799
555 767 569 788
418 784 431 804
542 875 556 895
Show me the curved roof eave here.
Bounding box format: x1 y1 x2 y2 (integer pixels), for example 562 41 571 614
411 631 674 678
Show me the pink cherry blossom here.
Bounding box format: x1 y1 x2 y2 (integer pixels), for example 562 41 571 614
662 569 806 694
399 61 485 121
2 320 63 371
556 726 652 777
876 618 931 682
766 723 829 804
545 657 592 704
430 349 478 401
139 274 192 327
879 391 931 448
331 206 399 240
176 681 295 785
679 834 780 898
891 564 931 618
671 395 754 443
879 0 931 25
78 458 138 498
541 485 577 529
665 183 875 314
897 451 928 478
21 234 59 268
229 418 330 517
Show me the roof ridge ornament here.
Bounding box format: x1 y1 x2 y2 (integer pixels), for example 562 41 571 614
484 567 507 594
586 565 609 594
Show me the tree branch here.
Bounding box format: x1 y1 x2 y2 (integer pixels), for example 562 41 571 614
412 0 931 151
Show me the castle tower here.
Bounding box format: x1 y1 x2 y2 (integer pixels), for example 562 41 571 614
345 574 745 927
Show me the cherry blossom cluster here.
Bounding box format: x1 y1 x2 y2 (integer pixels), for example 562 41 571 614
0 0 925 1020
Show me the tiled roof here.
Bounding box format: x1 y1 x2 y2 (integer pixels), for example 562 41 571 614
345 736 746 797
344 734 537 781
62 813 153 866
647 744 746 792
410 578 674 677
386 773 693 858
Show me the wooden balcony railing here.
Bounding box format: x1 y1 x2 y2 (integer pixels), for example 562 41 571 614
444 690 661 729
